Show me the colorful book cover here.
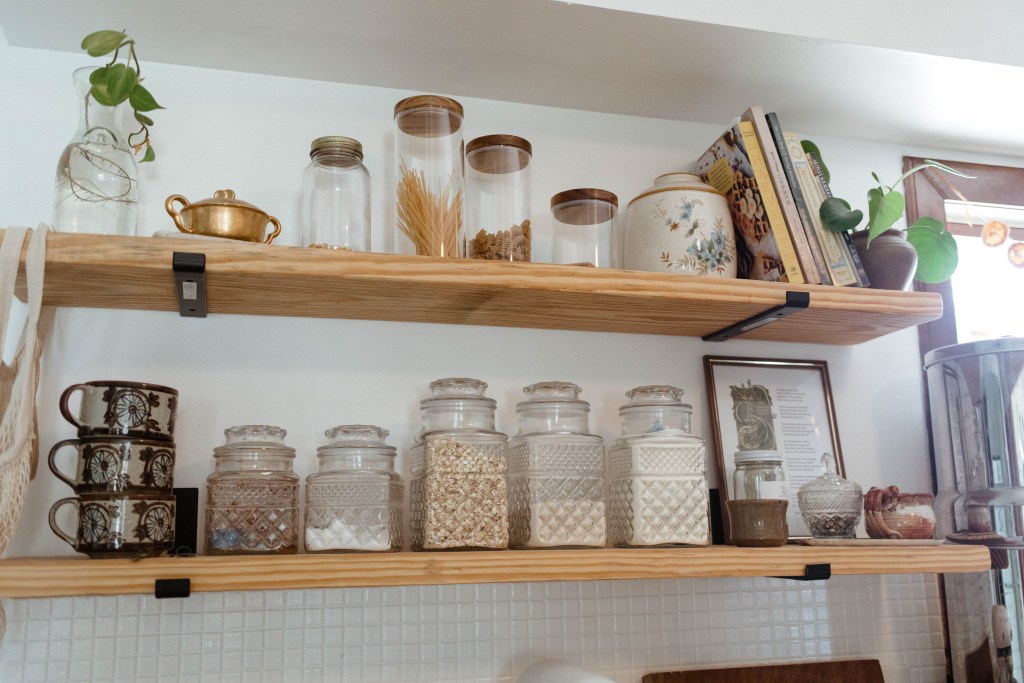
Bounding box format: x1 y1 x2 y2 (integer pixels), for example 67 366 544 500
694 121 787 282
794 149 864 287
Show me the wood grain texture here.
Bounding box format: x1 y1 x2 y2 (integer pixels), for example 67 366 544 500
0 545 990 598
6 232 942 345
642 659 884 682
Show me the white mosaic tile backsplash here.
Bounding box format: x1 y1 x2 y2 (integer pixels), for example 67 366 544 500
0 574 945 682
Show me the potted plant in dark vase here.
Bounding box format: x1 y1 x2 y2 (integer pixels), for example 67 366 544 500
811 151 973 290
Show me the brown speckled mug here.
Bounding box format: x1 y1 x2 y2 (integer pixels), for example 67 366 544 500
59 381 178 441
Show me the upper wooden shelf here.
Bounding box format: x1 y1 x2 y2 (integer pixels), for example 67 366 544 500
11 232 942 345
0 545 991 598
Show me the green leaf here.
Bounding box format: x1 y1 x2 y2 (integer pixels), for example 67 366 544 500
819 197 863 232
89 82 117 107
801 140 829 184
908 216 945 234
140 145 156 163
129 83 163 112
866 188 904 243
907 224 958 282
81 30 128 57
89 66 109 86
134 111 154 127
105 64 137 104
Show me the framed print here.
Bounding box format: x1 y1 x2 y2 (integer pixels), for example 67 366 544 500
703 355 844 538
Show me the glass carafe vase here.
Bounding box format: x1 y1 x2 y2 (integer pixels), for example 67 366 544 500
52 67 139 235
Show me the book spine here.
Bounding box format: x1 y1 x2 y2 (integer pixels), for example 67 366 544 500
771 122 832 286
745 108 820 284
807 152 872 287
737 120 805 284
798 153 862 287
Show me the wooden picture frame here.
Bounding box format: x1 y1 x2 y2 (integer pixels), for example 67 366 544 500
703 355 844 538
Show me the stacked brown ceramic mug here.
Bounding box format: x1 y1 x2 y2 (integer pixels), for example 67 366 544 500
48 381 178 558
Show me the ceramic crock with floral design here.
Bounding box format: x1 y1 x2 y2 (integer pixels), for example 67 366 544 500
624 172 737 277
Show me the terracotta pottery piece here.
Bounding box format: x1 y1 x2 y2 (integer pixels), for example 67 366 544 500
864 486 936 539
850 229 918 291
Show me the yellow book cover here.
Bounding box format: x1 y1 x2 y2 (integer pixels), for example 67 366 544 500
737 120 805 284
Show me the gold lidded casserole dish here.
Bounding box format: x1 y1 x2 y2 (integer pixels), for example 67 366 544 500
165 189 282 243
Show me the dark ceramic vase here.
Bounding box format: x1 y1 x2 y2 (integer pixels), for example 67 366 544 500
850 229 918 291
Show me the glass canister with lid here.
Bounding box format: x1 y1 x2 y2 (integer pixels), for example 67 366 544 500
409 377 509 550
508 381 606 549
299 135 371 251
732 450 788 501
607 385 710 547
465 134 532 262
204 425 300 555
305 425 403 553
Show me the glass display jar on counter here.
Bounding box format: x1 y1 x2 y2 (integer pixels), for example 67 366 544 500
205 425 299 555
299 136 371 251
508 381 606 549
607 385 709 547
305 425 403 553
393 95 465 257
732 450 788 501
409 377 509 550
551 188 617 267
465 134 532 261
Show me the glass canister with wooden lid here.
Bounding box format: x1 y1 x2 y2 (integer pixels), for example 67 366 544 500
551 188 617 267
466 134 532 261
393 95 465 257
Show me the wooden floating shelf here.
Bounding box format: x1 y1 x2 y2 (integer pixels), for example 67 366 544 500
0 545 990 598
8 231 943 345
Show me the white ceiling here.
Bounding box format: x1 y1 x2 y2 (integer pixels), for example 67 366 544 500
2 0 1023 158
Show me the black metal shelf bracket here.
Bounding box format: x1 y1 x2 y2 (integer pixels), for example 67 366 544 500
775 563 832 582
172 252 207 318
154 578 191 599
703 290 810 342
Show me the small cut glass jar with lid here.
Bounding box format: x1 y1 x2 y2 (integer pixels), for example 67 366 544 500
465 134 532 262
508 381 606 549
607 385 710 547
305 425 403 553
204 425 300 555
409 377 509 550
299 135 371 251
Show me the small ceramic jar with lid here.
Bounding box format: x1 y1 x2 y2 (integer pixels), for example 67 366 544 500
551 188 617 267
305 425 403 553
299 136 371 251
409 377 509 550
624 172 736 277
204 425 300 555
797 453 863 539
607 385 709 547
508 381 606 549
466 134 532 261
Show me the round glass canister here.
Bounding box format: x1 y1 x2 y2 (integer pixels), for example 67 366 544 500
305 425 403 552
393 95 465 257
797 453 863 539
409 377 509 550
607 385 710 547
466 134 532 261
508 381 606 549
624 172 736 277
204 425 300 555
732 450 788 501
551 188 617 267
299 136 371 251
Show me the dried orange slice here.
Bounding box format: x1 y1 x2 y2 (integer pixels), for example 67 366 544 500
982 220 1009 246
1009 242 1024 268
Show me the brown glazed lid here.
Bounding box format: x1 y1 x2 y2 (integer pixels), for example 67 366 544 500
550 188 618 226
394 95 464 137
466 134 532 174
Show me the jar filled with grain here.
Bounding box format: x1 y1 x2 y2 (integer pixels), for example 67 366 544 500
508 381 606 548
205 425 300 555
305 425 403 553
607 386 710 547
465 134 532 261
409 377 509 550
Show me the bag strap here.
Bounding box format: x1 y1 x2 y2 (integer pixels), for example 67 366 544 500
0 227 29 346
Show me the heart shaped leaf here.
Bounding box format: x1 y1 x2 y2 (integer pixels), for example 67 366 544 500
105 64 137 104
819 197 863 232
907 222 958 282
866 188 905 243
81 30 127 57
140 145 156 163
129 83 163 112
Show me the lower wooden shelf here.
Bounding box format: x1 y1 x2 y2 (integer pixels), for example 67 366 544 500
0 545 991 598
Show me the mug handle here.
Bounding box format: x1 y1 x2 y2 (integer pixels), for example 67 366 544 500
263 216 282 244
47 439 79 489
864 486 902 539
165 195 193 234
48 497 80 548
58 384 87 430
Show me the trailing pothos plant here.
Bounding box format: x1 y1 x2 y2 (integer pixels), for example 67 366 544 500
808 144 973 283
81 29 163 162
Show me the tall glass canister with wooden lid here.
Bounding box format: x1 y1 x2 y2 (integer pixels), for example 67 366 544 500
465 134 532 261
393 95 465 257
551 188 617 267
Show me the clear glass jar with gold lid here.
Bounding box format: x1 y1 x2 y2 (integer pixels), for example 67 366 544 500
409 377 509 550
305 425 403 552
508 381 606 549
299 135 371 251
466 134 532 262
204 425 299 555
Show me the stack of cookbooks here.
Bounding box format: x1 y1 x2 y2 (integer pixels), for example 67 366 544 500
694 105 869 286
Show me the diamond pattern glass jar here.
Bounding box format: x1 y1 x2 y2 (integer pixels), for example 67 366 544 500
410 378 509 550
508 381 606 549
305 425 403 553
607 385 710 547
204 425 299 555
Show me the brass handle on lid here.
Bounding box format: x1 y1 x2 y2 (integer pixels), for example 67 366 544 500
165 195 193 234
